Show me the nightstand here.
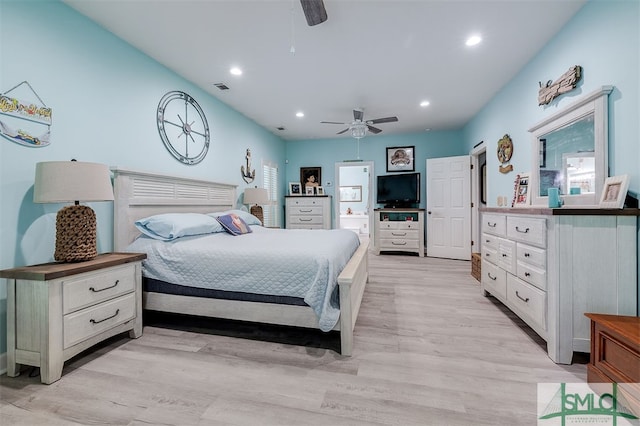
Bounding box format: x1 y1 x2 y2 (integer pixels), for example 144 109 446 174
0 252 146 384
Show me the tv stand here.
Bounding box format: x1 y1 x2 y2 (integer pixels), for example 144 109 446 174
373 208 424 257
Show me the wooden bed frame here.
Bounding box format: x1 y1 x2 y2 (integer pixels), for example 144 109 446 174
112 168 369 355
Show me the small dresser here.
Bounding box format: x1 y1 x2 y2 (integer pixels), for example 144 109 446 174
0 252 146 384
373 208 425 257
285 195 331 229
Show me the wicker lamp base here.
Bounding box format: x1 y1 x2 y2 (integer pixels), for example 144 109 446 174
250 205 264 226
54 205 97 262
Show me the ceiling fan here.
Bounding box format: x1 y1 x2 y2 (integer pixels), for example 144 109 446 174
321 109 399 138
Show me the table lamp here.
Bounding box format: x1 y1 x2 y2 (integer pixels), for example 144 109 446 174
243 187 269 225
33 160 114 262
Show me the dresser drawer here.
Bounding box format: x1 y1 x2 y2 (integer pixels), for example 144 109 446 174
482 232 500 251
379 239 420 249
481 259 507 299
517 261 546 290
482 214 506 236
378 221 420 230
516 244 546 269
506 216 546 247
506 274 546 330
64 292 136 349
288 206 324 216
289 215 324 225
287 198 326 208
482 246 498 265
497 238 516 275
379 229 419 240
63 264 136 315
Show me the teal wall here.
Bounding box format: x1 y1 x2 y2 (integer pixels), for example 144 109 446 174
0 1 286 356
285 130 466 212
461 0 639 312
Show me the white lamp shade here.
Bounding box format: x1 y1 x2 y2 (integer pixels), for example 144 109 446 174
34 161 114 203
244 187 269 205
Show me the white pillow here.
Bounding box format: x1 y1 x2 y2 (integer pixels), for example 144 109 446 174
135 213 223 241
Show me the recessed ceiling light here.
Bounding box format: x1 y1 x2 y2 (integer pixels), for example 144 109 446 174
296 111 304 118
230 67 243 76
420 101 430 107
466 35 482 47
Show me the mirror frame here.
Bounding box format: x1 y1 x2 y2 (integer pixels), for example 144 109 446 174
528 86 613 207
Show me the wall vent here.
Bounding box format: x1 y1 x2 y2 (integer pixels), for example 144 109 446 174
214 83 229 90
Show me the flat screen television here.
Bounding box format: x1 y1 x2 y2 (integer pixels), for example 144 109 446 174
376 172 420 208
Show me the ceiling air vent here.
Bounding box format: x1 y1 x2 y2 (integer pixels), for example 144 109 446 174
214 83 229 90
276 126 286 131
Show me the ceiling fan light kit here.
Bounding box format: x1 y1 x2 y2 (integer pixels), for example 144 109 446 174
321 109 398 139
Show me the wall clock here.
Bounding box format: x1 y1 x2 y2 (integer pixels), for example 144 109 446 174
157 91 210 165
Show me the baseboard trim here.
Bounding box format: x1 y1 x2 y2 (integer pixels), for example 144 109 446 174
0 352 6 376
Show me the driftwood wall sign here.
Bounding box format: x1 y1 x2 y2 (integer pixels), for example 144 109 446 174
538 65 582 106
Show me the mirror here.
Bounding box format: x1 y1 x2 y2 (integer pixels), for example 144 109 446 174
529 86 612 206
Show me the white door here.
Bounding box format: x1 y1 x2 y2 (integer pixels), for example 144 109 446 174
426 156 471 260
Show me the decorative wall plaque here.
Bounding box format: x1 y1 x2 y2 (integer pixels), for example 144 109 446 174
497 134 514 174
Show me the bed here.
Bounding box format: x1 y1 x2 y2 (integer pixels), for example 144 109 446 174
112 168 369 355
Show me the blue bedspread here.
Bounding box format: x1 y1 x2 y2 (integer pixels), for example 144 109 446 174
126 226 360 331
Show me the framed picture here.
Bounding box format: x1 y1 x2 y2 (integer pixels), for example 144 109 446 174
305 186 315 195
599 174 629 208
316 186 325 196
339 185 362 202
289 182 302 196
300 167 321 193
511 173 530 207
386 146 414 172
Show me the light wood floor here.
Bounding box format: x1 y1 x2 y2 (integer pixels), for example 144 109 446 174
0 253 588 425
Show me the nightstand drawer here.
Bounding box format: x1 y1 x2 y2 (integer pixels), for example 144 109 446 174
63 264 136 314
64 292 136 349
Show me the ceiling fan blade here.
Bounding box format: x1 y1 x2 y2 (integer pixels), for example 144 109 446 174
368 116 398 124
367 125 383 134
353 109 364 121
336 128 350 135
321 121 345 125
300 0 327 26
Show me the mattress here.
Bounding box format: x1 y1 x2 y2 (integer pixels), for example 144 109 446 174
126 226 360 331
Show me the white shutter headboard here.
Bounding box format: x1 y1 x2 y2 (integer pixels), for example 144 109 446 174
112 168 237 251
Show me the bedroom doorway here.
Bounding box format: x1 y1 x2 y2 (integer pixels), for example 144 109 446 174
334 161 374 237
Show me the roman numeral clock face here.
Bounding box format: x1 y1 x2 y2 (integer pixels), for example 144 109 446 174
157 91 210 165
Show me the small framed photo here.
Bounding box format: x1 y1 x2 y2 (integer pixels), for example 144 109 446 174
386 146 415 172
599 174 629 209
316 186 325 196
289 182 302 196
511 173 530 207
339 185 362 202
305 186 315 196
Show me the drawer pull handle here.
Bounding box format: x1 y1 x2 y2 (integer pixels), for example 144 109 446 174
525 272 531 277
502 253 507 257
515 226 530 233
485 239 490 243
487 273 497 281
515 291 530 303
89 280 119 293
299 218 313 222
392 232 407 236
524 253 530 257
485 253 490 257
299 209 313 213
392 241 407 246
487 222 497 227
90 309 120 325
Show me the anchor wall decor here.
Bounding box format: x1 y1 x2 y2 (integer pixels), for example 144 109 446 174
241 148 255 183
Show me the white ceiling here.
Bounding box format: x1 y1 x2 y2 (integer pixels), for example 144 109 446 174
63 0 586 141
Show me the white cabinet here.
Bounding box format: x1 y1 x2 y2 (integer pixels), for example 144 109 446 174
0 253 146 384
373 209 425 257
285 196 331 229
480 208 638 364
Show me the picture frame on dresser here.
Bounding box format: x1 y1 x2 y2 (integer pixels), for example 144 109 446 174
316 186 325 195
599 174 629 208
305 186 315 196
386 146 415 172
511 173 530 207
289 182 302 196
300 167 321 193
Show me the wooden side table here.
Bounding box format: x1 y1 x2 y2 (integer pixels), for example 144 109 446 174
0 252 146 384
585 313 640 416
